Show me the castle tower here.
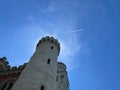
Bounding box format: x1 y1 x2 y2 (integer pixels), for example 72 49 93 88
56 62 69 90
12 36 60 90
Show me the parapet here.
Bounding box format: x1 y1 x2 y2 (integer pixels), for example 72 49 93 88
0 57 10 71
0 62 27 76
36 36 60 55
11 63 28 70
57 62 67 72
0 57 8 64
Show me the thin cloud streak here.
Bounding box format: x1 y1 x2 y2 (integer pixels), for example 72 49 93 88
57 33 81 71
66 29 84 33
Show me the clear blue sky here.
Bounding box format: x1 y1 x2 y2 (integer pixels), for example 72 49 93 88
0 0 120 90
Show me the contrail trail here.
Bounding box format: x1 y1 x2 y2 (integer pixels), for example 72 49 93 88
65 29 84 33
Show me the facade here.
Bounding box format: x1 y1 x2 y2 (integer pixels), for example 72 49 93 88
0 36 69 90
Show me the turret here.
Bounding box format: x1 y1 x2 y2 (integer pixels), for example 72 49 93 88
12 36 60 90
56 62 69 90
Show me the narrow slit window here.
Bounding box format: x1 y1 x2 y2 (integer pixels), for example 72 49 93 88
51 46 54 49
41 86 44 90
47 59 51 64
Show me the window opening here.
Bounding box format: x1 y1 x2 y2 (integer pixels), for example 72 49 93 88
51 46 54 49
47 59 51 64
61 75 64 79
41 85 44 90
56 76 58 81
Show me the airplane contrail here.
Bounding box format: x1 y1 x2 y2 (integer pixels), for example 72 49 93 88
66 29 84 33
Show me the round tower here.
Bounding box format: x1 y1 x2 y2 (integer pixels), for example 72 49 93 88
12 36 60 90
56 62 69 90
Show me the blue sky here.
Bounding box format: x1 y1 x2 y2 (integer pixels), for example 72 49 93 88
0 0 120 90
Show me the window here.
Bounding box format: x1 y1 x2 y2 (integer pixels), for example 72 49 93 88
56 76 58 81
47 59 51 64
61 75 64 79
41 86 44 90
51 46 54 49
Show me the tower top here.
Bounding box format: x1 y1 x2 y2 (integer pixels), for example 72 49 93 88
36 36 60 55
57 62 67 72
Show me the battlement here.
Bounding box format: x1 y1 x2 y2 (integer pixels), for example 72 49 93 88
0 57 28 72
57 62 67 72
0 57 10 71
57 62 69 90
36 36 60 55
11 63 27 70
0 57 8 65
0 62 27 76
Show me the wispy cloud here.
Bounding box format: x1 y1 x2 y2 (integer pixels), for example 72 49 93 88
65 29 84 33
8 0 91 71
58 34 81 71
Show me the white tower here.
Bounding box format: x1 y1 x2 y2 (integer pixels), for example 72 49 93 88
12 36 60 90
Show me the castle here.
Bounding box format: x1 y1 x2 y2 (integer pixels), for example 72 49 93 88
0 36 69 90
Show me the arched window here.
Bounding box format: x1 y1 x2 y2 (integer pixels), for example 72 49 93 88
41 85 44 90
